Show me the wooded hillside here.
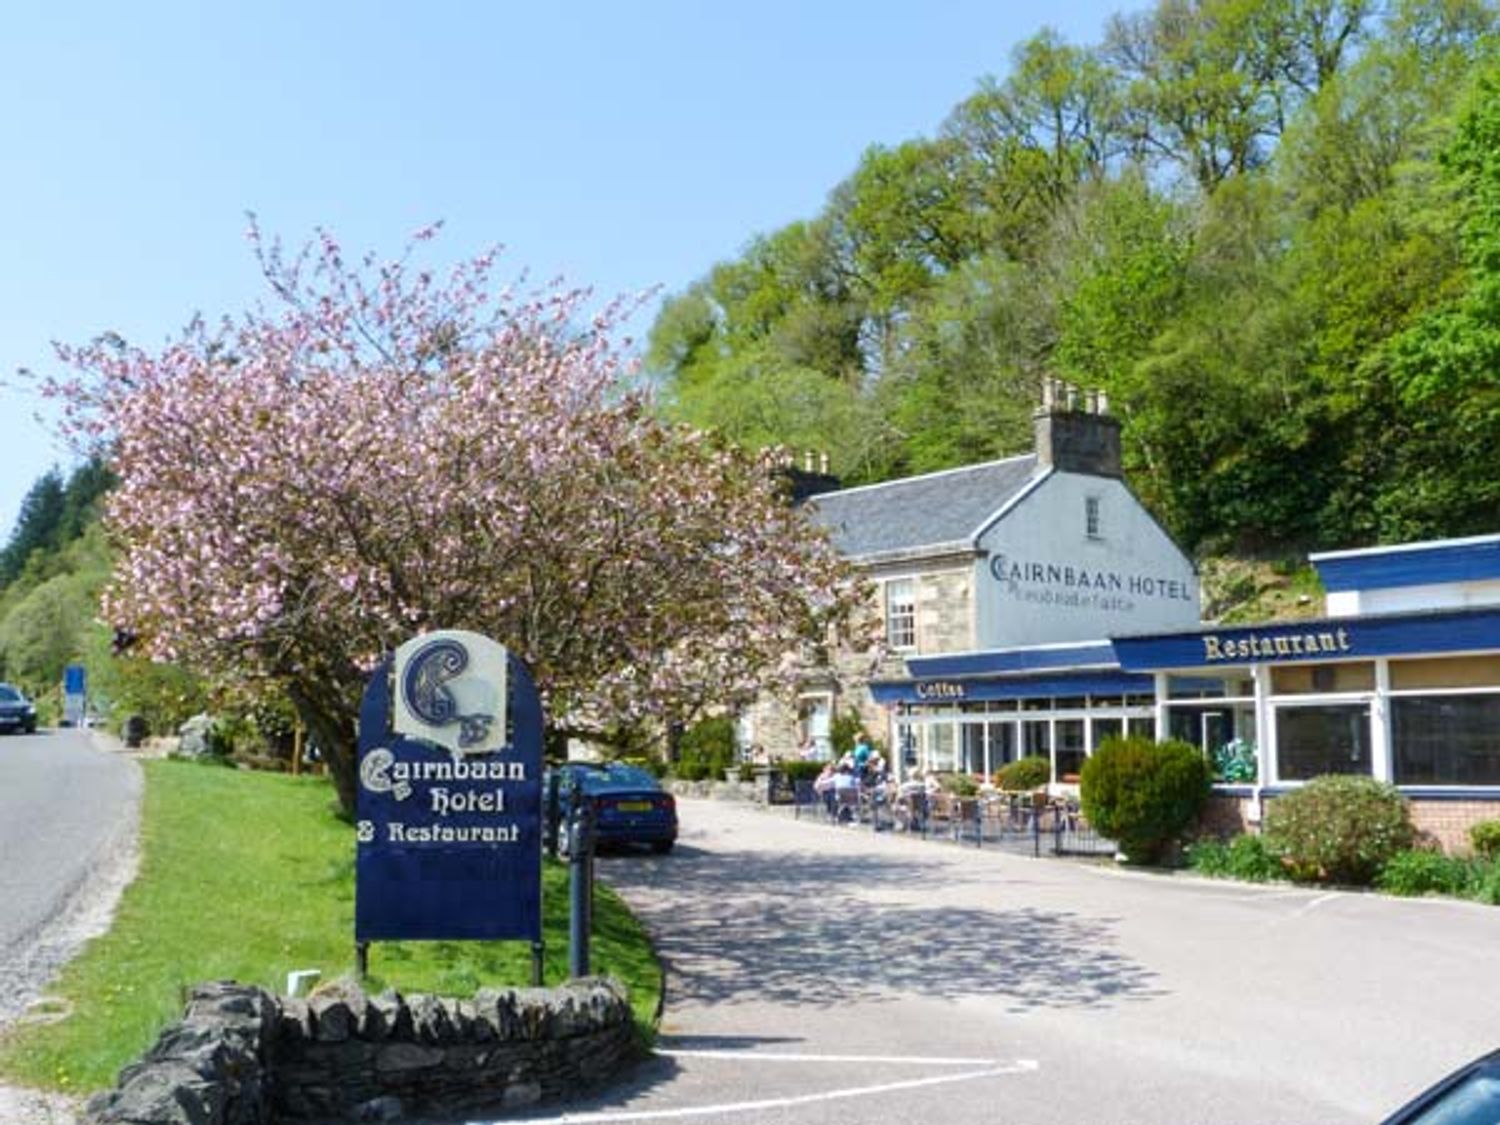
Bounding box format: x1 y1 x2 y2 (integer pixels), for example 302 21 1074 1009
645 0 1500 556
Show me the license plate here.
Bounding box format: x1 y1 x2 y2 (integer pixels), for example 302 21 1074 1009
617 801 652 812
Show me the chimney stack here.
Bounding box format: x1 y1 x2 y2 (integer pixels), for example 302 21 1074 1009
1033 383 1122 478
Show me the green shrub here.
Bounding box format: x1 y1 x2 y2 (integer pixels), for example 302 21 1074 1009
1470 859 1500 905
1262 776 1414 886
1188 833 1285 882
1376 849 1473 897
829 708 882 761
1469 819 1500 860
778 760 826 784
996 755 1050 791
674 716 736 781
937 772 979 797
1080 737 1212 864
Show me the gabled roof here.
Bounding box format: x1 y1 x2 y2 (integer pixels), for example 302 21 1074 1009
806 455 1039 561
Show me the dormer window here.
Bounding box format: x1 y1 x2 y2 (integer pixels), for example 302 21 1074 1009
1086 495 1102 540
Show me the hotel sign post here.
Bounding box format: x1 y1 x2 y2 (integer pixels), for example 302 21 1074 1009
354 630 544 983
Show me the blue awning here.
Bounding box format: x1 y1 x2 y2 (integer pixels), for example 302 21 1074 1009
870 670 1153 707
1112 606 1500 672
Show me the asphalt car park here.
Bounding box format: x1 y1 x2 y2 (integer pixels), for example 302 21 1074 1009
511 797 1500 1125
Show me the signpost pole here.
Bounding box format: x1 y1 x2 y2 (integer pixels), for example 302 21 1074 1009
568 777 593 978
355 941 369 981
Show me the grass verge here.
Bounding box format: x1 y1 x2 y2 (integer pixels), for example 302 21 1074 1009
0 758 662 1096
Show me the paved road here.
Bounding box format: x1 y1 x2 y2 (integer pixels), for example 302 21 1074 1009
499 797 1500 1125
0 727 141 1023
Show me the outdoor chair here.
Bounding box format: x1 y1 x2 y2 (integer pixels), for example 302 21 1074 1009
834 786 862 825
792 779 821 820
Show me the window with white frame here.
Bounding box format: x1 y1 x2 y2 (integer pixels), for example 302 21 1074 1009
885 578 917 650
1085 495 1103 539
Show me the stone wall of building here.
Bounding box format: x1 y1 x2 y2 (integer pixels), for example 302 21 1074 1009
83 977 638 1125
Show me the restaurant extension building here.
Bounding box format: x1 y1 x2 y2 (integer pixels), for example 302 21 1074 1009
746 391 1500 852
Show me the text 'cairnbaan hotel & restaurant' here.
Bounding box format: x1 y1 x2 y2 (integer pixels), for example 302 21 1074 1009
745 385 1500 852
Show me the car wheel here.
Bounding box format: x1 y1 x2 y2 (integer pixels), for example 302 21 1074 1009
651 840 674 855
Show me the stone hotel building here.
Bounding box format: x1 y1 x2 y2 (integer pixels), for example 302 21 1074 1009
745 390 1500 851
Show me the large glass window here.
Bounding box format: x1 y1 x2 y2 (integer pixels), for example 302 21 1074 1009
1023 719 1050 757
960 723 986 775
885 579 917 650
927 722 957 773
1276 704 1371 780
1093 717 1123 745
1056 719 1086 781
987 721 1016 770
1393 695 1500 785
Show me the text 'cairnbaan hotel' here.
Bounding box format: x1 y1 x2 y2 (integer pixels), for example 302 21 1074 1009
745 386 1500 852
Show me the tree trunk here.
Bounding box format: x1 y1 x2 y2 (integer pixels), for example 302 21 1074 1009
287 682 360 818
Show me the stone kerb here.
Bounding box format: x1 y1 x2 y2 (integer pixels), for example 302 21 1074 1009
84 977 638 1124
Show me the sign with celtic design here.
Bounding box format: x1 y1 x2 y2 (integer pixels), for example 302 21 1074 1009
355 631 542 943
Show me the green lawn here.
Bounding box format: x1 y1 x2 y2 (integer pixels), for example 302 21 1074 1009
0 759 662 1095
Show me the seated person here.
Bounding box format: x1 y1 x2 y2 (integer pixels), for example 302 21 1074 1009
831 764 860 821
813 762 837 813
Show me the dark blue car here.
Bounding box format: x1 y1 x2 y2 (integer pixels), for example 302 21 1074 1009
0 683 37 735
551 762 677 855
1381 1049 1500 1124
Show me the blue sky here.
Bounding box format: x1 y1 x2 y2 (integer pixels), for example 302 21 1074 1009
1 0 1123 538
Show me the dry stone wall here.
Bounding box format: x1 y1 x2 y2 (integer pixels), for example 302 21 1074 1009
84 977 638 1124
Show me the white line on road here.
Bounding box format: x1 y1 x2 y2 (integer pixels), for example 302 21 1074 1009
478 1059 1039 1124
655 1049 1005 1067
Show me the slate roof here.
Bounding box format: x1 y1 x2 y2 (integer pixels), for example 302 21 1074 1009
806 454 1040 560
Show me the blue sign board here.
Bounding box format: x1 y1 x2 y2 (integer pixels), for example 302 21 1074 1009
355 632 543 942
64 664 86 696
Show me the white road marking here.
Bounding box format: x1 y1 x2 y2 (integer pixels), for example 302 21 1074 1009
656 1049 1005 1067
477 1057 1039 1123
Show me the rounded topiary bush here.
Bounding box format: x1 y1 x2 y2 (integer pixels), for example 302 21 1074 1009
1079 736 1211 864
1262 775 1413 885
996 755 1051 791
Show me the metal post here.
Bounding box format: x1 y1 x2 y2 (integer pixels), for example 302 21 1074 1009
545 770 561 860
568 778 593 979
531 941 545 987
355 941 369 980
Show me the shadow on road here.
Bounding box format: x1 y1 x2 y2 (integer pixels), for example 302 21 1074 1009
599 844 1164 1014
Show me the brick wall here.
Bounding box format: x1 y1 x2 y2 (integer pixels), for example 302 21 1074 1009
1408 799 1500 855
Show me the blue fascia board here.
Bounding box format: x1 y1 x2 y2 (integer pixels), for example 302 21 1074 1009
1315 538 1500 592
1112 606 1500 672
869 670 1152 706
907 643 1118 678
